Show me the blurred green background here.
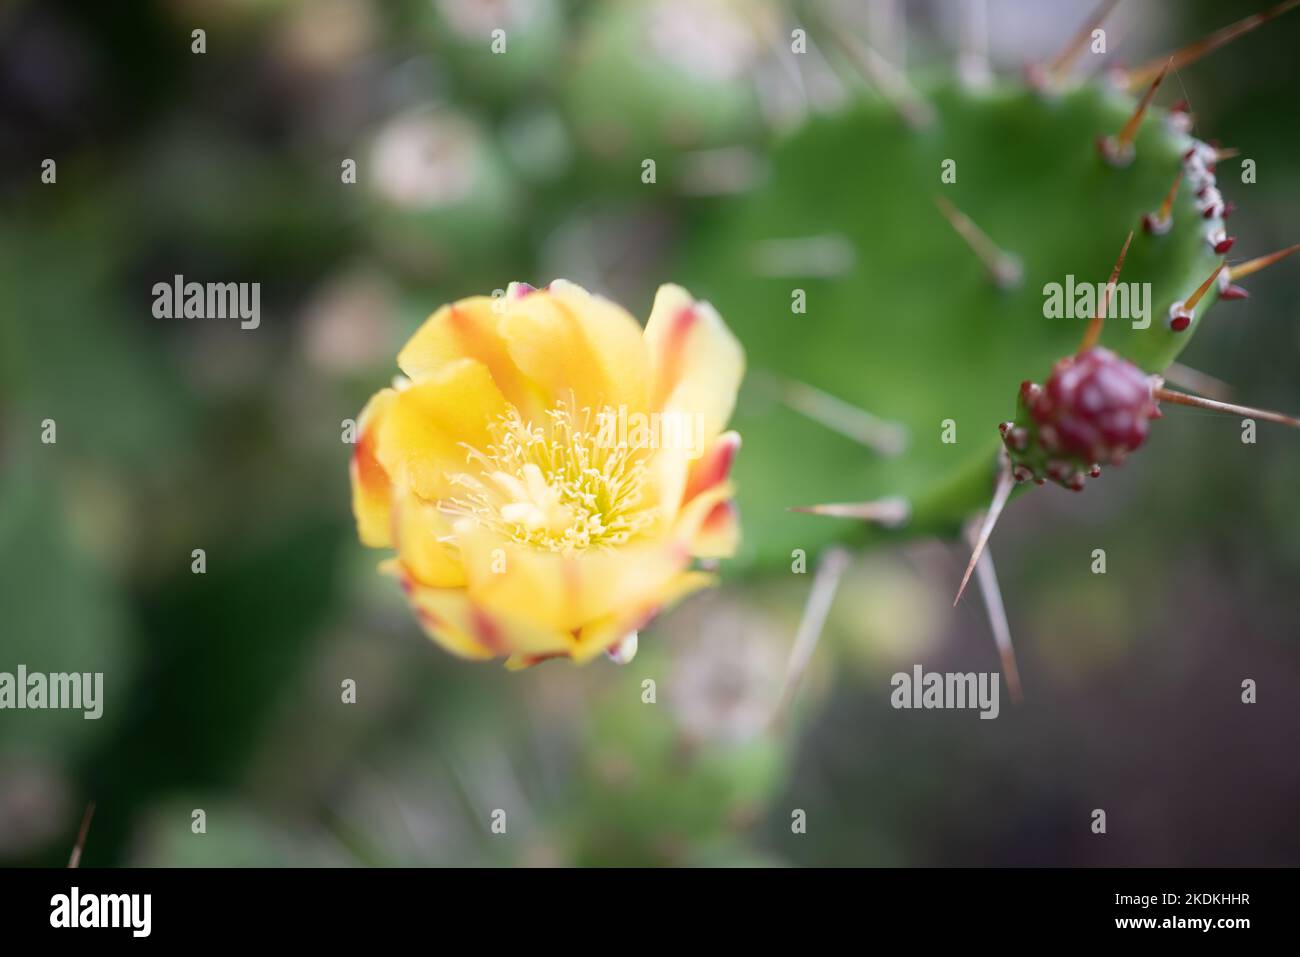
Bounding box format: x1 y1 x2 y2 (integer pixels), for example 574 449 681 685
2 0 1299 867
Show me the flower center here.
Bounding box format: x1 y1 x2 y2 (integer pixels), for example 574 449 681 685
444 398 658 555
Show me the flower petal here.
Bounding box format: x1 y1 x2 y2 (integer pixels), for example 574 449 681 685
571 570 715 662
672 479 736 557
382 560 492 660
503 650 574 670
682 430 742 505
457 523 688 636
644 443 691 528
396 296 544 416
393 489 465 588
374 357 510 501
692 500 741 559
499 280 651 412
644 284 744 446
350 388 398 547
389 562 572 661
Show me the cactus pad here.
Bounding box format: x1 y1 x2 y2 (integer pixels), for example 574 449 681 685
684 80 1228 569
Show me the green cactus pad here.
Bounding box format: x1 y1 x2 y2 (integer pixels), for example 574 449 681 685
683 79 1227 570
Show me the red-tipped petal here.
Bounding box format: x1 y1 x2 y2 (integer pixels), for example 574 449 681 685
682 431 741 504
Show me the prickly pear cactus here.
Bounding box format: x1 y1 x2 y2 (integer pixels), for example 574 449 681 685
685 79 1239 569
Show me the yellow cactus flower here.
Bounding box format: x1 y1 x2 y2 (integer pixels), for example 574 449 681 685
350 279 744 668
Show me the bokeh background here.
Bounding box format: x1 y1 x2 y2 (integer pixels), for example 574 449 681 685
2 0 1298 867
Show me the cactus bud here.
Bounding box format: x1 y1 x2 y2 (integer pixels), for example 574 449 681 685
1003 347 1160 488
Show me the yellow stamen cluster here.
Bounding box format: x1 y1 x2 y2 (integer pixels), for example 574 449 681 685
444 398 658 555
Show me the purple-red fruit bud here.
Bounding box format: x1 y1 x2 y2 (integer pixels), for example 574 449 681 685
1027 347 1160 466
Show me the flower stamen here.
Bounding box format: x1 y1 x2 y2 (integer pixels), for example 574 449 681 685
443 398 659 555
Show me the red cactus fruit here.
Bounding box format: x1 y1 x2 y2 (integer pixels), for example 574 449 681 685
1027 346 1161 467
